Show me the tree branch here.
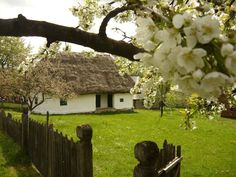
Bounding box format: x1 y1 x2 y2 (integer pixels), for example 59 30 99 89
0 14 144 61
112 27 133 41
31 93 45 111
99 4 138 38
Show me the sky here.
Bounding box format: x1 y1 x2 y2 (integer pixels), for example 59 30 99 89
0 0 136 53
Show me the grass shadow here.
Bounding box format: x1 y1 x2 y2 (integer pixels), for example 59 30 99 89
0 131 41 177
33 110 139 117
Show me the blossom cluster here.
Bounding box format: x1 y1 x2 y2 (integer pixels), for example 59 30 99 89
134 11 236 99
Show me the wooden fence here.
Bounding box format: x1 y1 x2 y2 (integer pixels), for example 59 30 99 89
134 140 182 177
0 109 92 177
0 109 182 177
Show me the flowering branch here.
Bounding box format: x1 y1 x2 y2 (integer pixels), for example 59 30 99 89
134 1 236 99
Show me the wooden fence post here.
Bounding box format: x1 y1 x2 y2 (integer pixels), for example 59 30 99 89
21 107 29 154
45 111 49 177
0 109 6 130
6 113 12 135
134 141 159 177
47 124 54 177
76 124 93 177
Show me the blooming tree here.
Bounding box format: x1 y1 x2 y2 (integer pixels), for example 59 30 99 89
0 0 235 103
115 57 171 110
0 42 72 113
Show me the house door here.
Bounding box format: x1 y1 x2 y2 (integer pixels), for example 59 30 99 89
96 95 101 108
107 94 113 108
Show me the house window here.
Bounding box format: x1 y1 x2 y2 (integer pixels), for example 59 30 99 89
60 98 67 106
120 98 124 102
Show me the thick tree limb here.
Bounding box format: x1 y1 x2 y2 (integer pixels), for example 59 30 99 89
99 4 138 38
0 15 144 61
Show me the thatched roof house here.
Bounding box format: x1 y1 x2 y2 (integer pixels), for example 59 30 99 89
33 53 134 114
52 53 134 94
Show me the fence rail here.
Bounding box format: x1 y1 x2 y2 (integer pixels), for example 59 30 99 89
0 109 93 177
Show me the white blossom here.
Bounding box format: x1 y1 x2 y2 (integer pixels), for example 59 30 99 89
172 13 192 29
202 4 210 12
134 52 152 61
152 46 171 71
173 14 185 29
195 15 220 44
200 72 231 97
168 46 187 75
155 28 181 48
153 46 180 78
225 51 236 75
135 17 155 45
219 34 229 42
184 24 198 48
177 47 207 73
192 69 204 81
221 43 234 57
143 40 156 52
153 45 170 63
174 75 200 94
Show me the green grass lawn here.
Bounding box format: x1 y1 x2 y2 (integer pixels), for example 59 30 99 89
2 109 236 177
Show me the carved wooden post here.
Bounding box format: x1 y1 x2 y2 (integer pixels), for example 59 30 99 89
134 141 159 177
21 107 29 154
76 124 93 177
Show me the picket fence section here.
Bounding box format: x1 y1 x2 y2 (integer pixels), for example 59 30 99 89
0 109 182 177
0 109 93 177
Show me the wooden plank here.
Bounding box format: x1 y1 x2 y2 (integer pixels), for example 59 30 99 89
54 130 59 177
58 132 63 177
61 134 66 177
70 139 77 177
76 141 81 177
47 124 53 177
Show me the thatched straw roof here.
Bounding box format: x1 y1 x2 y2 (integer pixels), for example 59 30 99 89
48 53 134 95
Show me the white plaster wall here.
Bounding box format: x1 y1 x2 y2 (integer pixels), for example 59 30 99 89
100 94 108 108
113 93 133 109
33 94 96 114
